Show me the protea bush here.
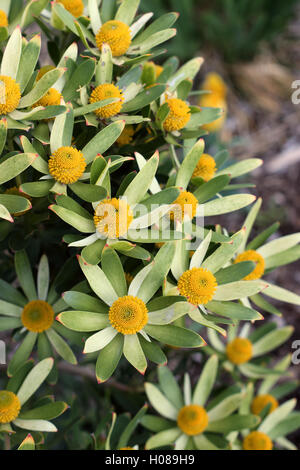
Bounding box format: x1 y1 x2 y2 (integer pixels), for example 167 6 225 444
0 0 299 452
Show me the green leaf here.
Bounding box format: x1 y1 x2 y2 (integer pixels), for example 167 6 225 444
129 29 176 55
145 383 178 420
49 205 95 233
115 0 139 24
217 159 262 179
146 428 181 450
19 401 67 420
259 399 296 435
81 239 105 265
101 247 127 298
73 97 117 117
193 175 231 203
263 283 300 306
20 0 49 29
82 120 125 164
123 151 159 205
0 118 7 156
46 328 77 364
252 326 293 357
214 261 255 284
213 280 265 301
167 58 203 92
95 334 124 382
20 181 54 198
0 203 13 222
37 255 49 301
78 255 118 305
0 153 37 185
134 12 178 44
118 404 148 449
18 434 35 450
0 195 31 215
122 85 166 113
202 230 244 274
208 393 243 421
19 68 65 108
16 34 41 93
203 194 256 216
15 250 37 300
0 26 22 79
63 58 96 102
145 324 204 348
123 334 147 374
207 301 262 321
193 355 218 406
13 418 57 433
50 105 74 152
63 290 107 313
158 366 183 409
176 139 204 189
257 233 300 258
207 414 260 433
58 310 109 332
69 182 107 203
17 358 53 405
139 335 167 365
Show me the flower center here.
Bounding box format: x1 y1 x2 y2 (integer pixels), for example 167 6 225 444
234 250 265 280
0 75 21 115
0 391 21 424
177 405 209 436
226 337 253 365
59 0 84 18
109 296 148 335
90 83 124 119
95 20 131 57
170 190 198 222
177 267 217 305
243 431 273 451
192 154 216 182
251 394 278 416
94 198 133 239
0 9 8 28
21 300 54 333
48 146 86 184
163 97 191 132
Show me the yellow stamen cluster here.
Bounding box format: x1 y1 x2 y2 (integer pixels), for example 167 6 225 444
177 405 209 436
226 337 253 365
0 391 21 424
251 394 278 416
109 295 148 335
234 250 265 281
33 88 62 108
0 9 8 28
177 267 217 305
243 431 273 451
116 125 134 146
163 98 191 132
5 187 32 216
94 198 133 239
22 300 54 333
199 72 227 133
202 73 227 99
48 146 86 184
0 75 21 115
95 20 131 57
192 153 216 182
170 190 198 222
36 65 55 81
59 0 84 18
90 83 124 119
234 250 265 280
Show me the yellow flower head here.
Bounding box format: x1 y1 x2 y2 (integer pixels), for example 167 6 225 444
0 391 21 424
22 300 54 333
177 405 209 436
202 73 227 99
95 20 131 57
234 250 265 280
36 65 55 81
119 447 135 450
0 75 21 115
178 267 217 305
146 61 163 79
33 88 62 108
226 337 253 365
192 153 216 182
243 431 273 451
59 0 84 18
163 98 191 132
5 186 32 216
251 394 278 416
109 295 148 335
90 83 124 119
170 190 198 222
116 125 134 146
94 198 133 239
48 146 86 184
0 9 8 28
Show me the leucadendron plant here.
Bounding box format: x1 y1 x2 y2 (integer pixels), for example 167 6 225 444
0 0 299 451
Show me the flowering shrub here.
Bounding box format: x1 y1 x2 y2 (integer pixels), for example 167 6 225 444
0 0 299 451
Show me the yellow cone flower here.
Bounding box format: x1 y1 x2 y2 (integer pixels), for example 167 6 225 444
163 98 191 132
116 125 134 146
234 250 265 280
48 146 86 184
243 431 273 450
251 394 278 415
59 0 84 18
177 405 209 436
170 190 198 222
192 153 216 182
94 198 133 239
0 391 21 424
22 300 55 333
178 267 217 305
226 337 253 365
109 295 148 334
0 75 21 115
90 83 124 118
0 10 8 28
95 20 131 57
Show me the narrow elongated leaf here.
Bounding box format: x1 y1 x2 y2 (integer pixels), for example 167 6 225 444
17 358 53 405
82 120 125 164
0 153 37 185
1 27 22 79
